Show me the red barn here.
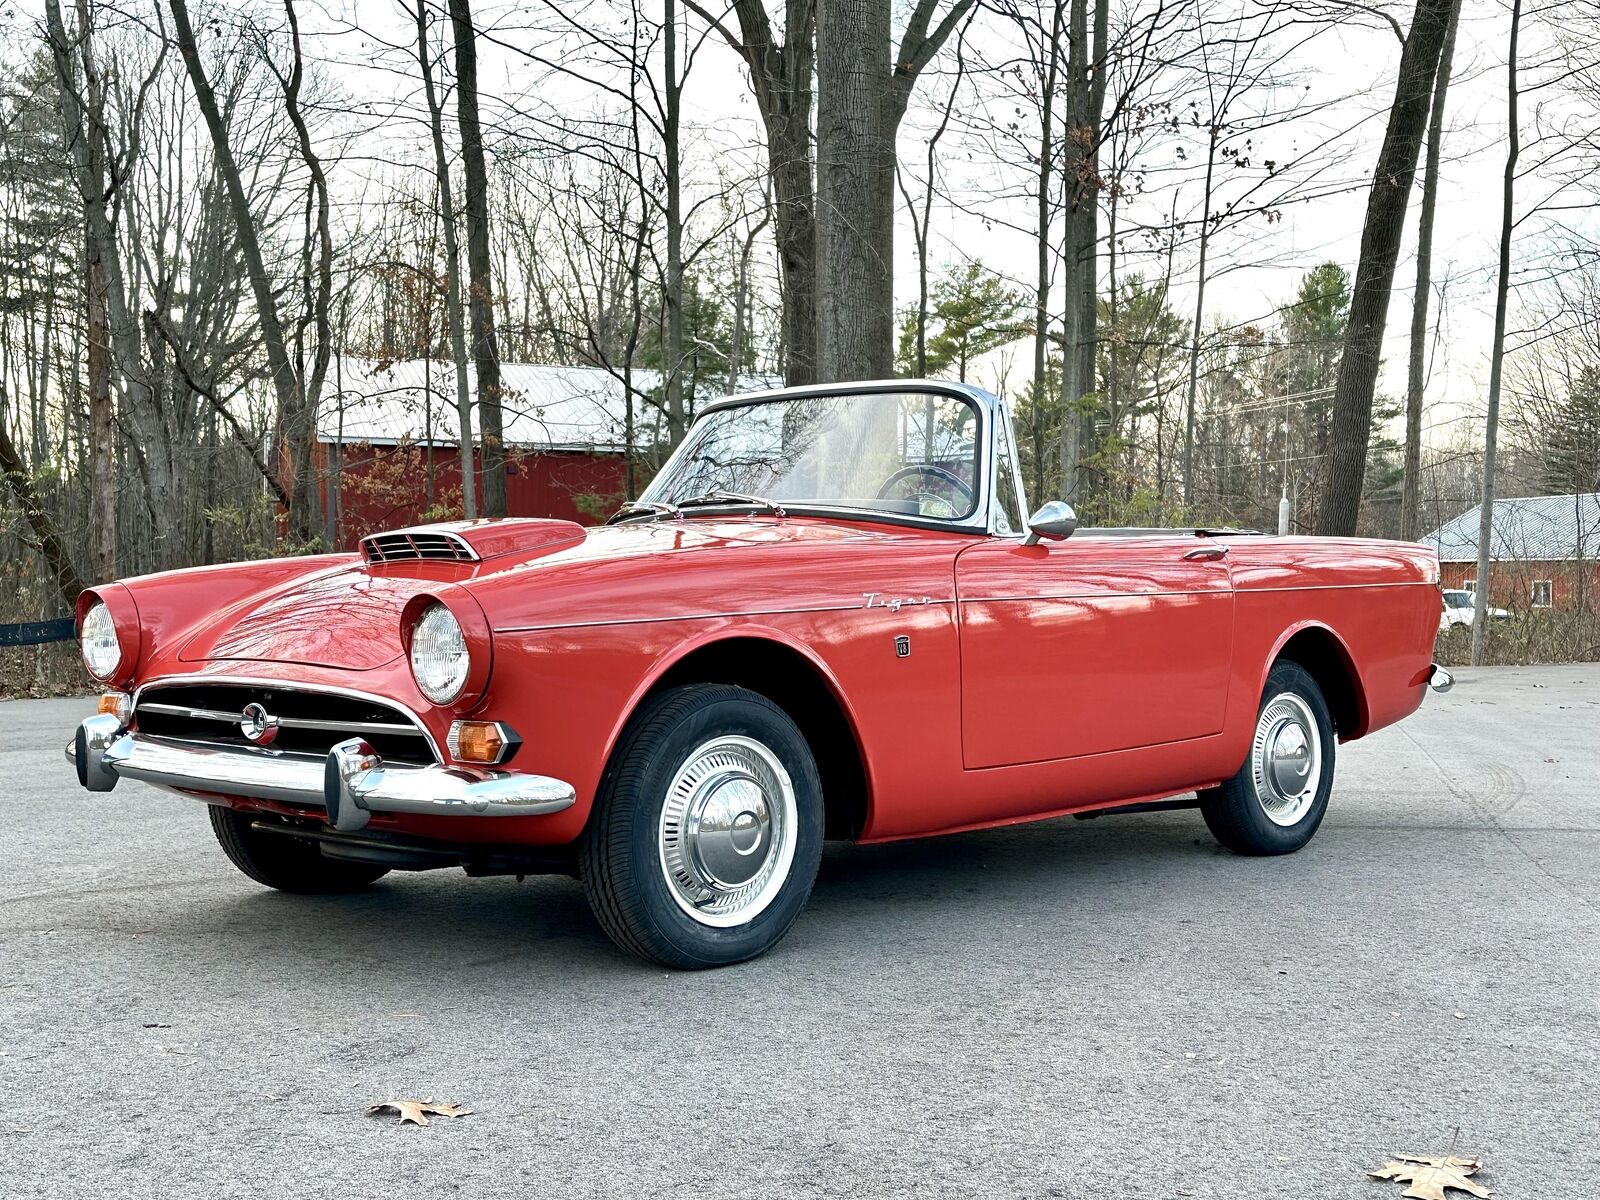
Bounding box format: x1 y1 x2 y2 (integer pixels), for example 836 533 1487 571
316 358 655 548
1422 492 1600 613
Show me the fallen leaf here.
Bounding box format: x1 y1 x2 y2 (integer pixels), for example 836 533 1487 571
366 1099 472 1127
1369 1154 1490 1200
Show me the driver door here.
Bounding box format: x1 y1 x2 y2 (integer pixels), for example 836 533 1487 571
954 534 1235 769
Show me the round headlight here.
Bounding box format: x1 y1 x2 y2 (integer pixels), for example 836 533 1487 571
80 601 122 680
409 602 469 705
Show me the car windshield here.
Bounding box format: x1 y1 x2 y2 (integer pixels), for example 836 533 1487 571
640 390 983 522
1443 590 1474 607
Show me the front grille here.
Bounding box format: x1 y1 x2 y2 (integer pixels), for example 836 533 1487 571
361 531 476 564
133 683 436 766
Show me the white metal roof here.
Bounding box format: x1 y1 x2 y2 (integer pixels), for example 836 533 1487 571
317 358 778 452
1421 493 1600 562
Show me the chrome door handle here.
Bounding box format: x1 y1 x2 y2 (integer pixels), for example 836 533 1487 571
1183 545 1229 561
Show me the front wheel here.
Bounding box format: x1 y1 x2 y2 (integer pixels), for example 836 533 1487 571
580 684 825 969
1200 660 1335 855
209 806 390 892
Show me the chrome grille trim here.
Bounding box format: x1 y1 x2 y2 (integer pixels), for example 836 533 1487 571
131 676 442 763
136 701 425 738
361 530 478 564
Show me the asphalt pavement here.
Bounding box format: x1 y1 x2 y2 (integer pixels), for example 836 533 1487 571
1 665 1595 1199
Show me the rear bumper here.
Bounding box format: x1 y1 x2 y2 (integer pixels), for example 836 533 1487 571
67 714 575 831
1427 663 1454 693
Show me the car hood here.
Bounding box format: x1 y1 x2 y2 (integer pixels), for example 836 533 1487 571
175 517 951 669
177 566 440 670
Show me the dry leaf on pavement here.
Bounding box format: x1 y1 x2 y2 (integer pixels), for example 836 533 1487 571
366 1099 473 1127
1368 1154 1490 1200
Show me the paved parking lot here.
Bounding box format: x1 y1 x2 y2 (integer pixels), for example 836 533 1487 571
2 666 1596 1198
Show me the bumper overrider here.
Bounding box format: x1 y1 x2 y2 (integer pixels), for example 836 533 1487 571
67 714 575 832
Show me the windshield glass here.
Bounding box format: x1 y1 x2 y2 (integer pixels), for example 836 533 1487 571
641 390 983 521
1443 590 1474 607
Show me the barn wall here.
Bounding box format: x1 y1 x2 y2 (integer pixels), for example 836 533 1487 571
1439 560 1600 613
318 442 628 548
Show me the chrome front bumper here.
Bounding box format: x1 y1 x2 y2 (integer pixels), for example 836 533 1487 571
1427 663 1454 693
67 714 575 832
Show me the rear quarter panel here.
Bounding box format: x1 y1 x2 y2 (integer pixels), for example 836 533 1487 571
1224 537 1439 755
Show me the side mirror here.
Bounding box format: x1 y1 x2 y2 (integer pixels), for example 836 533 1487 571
1023 500 1077 546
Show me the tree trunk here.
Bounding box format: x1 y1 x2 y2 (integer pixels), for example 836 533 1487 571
278 0 331 541
169 0 322 544
415 0 476 518
814 0 972 382
686 0 818 387
0 386 86 606
815 0 896 381
1181 132 1218 511
664 0 686 437
47 0 180 568
85 224 115 582
1318 0 1457 537
1400 0 1459 541
448 0 507 516
772 125 819 386
1032 0 1064 496
1472 0 1520 667
1058 0 1109 504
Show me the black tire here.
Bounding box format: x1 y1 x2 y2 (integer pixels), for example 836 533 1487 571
208 806 390 893
580 684 825 969
1200 660 1335 856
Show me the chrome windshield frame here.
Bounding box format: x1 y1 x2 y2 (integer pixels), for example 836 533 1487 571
640 379 1025 536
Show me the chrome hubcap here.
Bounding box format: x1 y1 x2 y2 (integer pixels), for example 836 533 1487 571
1251 693 1323 826
658 735 796 927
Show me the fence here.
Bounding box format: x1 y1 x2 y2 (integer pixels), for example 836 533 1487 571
0 618 74 647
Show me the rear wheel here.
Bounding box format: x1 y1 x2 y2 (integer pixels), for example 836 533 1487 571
209 806 390 892
580 684 824 969
1201 661 1335 856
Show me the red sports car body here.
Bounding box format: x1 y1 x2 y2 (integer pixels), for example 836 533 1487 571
68 381 1451 967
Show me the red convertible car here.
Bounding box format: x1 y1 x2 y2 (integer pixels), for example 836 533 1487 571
67 382 1451 967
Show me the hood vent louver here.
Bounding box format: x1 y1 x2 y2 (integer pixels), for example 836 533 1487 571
361 531 478 564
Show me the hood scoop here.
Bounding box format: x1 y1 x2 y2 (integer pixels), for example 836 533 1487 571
361 518 586 564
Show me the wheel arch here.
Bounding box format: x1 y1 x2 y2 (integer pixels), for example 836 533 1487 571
1265 622 1368 739
602 629 873 841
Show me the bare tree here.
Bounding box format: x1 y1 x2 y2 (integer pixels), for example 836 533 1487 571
169 0 329 544
684 0 817 385
415 0 476 519
1318 0 1457 537
45 0 181 566
447 0 507 516
814 0 973 382
1472 0 1522 666
1399 0 1459 541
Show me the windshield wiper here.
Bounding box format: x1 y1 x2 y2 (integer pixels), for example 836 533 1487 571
607 499 682 524
676 490 786 517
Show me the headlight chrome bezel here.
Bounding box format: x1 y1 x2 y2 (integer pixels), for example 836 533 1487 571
409 601 471 706
80 601 123 681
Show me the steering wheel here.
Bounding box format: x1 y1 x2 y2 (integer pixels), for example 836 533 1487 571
875 465 975 518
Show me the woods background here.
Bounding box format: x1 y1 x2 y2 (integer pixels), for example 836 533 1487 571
2 0 1598 690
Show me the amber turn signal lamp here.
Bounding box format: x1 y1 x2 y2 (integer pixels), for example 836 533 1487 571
447 720 518 765
98 692 132 723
